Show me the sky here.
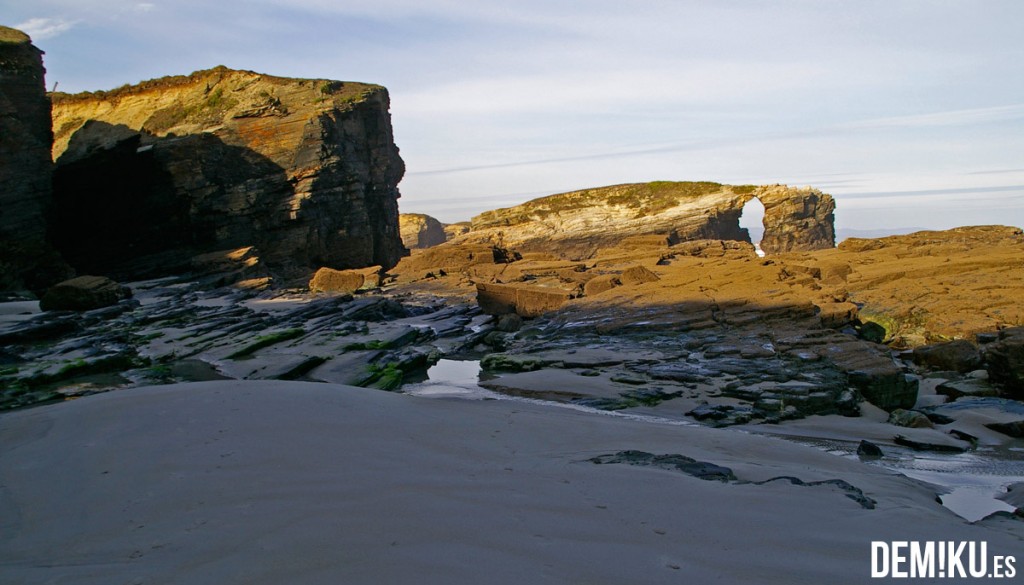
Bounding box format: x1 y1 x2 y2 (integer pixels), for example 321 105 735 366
4 1 1024 231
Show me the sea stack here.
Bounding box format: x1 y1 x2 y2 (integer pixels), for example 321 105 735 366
0 26 70 292
49 67 407 280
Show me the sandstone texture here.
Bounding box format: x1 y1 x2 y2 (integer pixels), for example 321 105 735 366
399 213 447 249
985 327 1024 399
443 221 472 241
0 27 70 291
39 275 132 312
49 67 406 280
454 182 834 259
309 266 382 294
476 282 573 318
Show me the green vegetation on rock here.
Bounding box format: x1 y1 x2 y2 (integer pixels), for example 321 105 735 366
227 328 306 359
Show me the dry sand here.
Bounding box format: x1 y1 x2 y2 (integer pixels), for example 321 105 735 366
1 380 1021 584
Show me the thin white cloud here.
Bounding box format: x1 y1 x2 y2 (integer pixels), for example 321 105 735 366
841 104 1024 130
14 17 75 40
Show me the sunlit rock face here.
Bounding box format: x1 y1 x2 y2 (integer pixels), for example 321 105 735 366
400 213 447 249
50 67 406 279
454 181 834 260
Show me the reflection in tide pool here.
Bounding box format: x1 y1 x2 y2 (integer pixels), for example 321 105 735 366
402 359 498 399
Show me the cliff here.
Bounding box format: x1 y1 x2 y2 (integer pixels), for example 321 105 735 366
0 27 69 291
49 66 406 279
399 213 447 249
460 182 835 259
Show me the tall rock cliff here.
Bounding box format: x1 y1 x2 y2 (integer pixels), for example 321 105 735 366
50 67 406 279
0 27 69 291
459 182 835 259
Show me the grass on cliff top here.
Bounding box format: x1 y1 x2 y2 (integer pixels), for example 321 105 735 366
0 26 31 44
475 181 758 226
50 65 383 105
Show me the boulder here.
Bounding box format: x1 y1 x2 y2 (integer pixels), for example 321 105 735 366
985 327 1024 398
583 274 620 297
911 340 982 373
309 267 379 294
887 409 934 429
476 283 572 318
984 420 1024 439
619 265 661 286
856 440 884 457
820 341 919 411
39 276 132 312
935 378 1000 400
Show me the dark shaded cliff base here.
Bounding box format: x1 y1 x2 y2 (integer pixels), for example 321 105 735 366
0 26 71 291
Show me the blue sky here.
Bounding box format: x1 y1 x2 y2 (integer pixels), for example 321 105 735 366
5 1 1024 230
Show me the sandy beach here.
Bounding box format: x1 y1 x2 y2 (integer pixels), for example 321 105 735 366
2 380 1021 584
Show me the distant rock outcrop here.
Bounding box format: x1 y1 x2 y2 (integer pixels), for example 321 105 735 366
443 221 471 241
49 67 406 280
0 27 70 291
458 182 834 259
399 213 447 249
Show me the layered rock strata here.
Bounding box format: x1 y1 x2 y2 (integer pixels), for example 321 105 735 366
457 182 834 259
50 67 406 279
0 27 69 291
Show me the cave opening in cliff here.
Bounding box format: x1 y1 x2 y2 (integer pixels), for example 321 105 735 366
739 197 766 257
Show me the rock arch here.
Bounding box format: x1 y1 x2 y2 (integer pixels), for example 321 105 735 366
740 185 835 254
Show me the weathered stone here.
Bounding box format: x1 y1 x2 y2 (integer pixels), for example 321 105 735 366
984 421 1024 439
309 267 367 294
912 340 982 373
619 265 660 286
400 213 447 249
0 27 71 291
935 378 1000 400
756 185 835 254
49 67 405 280
887 409 934 429
583 274 620 296
476 283 572 318
442 222 471 240
495 313 523 332
589 450 736 482
856 440 884 457
454 182 835 259
820 342 918 411
893 435 966 453
39 276 132 312
985 327 1024 398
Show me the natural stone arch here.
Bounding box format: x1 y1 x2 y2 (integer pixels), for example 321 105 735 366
737 185 835 255
738 196 766 255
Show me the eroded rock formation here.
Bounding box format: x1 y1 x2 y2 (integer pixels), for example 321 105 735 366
399 213 447 249
457 182 834 259
0 27 70 291
49 67 406 279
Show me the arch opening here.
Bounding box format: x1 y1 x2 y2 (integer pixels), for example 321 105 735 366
739 197 766 257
